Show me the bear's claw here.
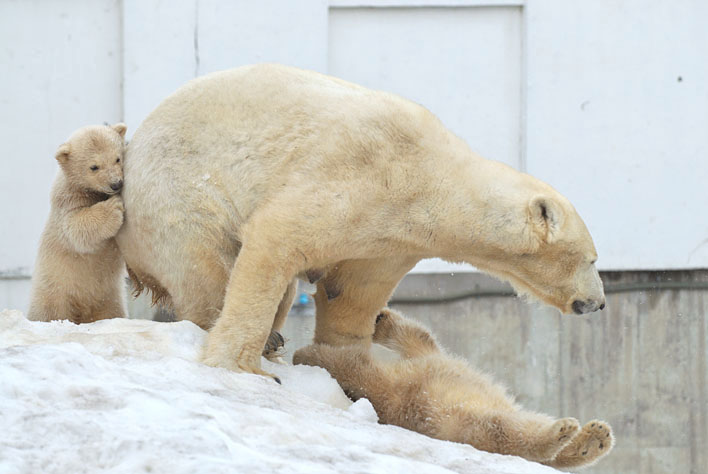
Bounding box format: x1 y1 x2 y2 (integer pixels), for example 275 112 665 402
262 330 286 360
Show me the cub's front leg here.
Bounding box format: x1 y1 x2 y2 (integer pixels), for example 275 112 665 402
63 195 124 253
373 308 441 359
293 343 389 404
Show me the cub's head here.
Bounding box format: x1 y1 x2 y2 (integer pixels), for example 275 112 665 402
55 123 127 196
474 186 605 316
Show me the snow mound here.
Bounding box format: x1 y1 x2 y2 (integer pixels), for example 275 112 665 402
0 309 562 474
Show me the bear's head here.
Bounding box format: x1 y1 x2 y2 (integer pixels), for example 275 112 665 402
470 190 605 316
55 123 127 196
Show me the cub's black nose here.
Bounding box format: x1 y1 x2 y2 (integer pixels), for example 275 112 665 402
110 181 123 191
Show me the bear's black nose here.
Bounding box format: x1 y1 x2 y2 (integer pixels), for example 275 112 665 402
572 299 605 314
110 181 123 191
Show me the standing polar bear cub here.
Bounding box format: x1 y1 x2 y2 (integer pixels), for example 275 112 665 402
28 123 127 324
117 64 605 378
294 309 615 470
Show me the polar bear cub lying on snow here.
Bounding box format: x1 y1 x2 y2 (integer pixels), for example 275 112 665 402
294 309 614 470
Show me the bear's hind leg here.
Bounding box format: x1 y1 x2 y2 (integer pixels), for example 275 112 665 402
200 229 298 378
313 256 418 347
544 420 614 469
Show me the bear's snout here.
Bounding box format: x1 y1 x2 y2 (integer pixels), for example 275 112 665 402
572 299 605 314
110 180 123 192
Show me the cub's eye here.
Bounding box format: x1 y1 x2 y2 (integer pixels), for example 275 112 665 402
116 157 121 163
90 165 99 171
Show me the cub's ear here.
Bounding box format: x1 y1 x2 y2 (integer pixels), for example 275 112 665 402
55 143 71 164
528 196 564 242
111 122 127 138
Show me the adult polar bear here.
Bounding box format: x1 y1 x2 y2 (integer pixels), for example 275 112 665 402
117 64 605 378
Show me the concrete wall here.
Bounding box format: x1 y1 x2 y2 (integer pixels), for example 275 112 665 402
281 271 708 474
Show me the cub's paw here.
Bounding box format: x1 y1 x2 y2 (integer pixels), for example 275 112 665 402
534 417 580 461
546 420 615 469
101 195 124 233
372 308 403 343
292 344 323 368
553 417 581 443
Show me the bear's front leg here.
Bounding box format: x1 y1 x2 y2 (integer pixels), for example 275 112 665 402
63 195 124 253
200 238 297 381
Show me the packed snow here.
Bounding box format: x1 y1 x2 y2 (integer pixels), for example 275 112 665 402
0 309 563 474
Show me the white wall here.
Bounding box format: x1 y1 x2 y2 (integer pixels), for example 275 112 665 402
1 0 707 309
0 0 122 277
525 0 708 270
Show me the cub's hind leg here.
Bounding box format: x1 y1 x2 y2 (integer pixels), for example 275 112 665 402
544 420 614 469
458 411 579 463
372 308 441 358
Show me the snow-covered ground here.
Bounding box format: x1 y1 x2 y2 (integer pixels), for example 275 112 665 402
0 309 563 474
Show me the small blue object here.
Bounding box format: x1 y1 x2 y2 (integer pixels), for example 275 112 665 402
298 293 309 305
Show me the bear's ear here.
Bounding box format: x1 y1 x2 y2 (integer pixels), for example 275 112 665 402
111 122 127 138
55 143 71 164
528 196 564 243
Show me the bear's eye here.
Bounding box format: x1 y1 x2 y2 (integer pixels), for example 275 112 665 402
116 157 121 163
90 165 99 171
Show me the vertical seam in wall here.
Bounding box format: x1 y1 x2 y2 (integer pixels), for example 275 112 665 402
518 0 528 173
194 0 200 77
118 0 125 122
326 3 332 74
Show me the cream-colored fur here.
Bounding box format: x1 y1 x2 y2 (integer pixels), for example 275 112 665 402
115 64 605 377
27 124 128 324
294 309 614 470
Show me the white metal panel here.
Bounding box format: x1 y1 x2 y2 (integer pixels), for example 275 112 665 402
122 0 330 136
122 0 198 136
330 1 523 6
329 6 523 169
0 0 122 277
2 0 707 294
328 5 522 273
525 0 708 270
196 0 328 75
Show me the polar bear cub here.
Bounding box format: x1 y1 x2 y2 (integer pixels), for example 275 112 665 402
27 123 128 324
294 309 614 470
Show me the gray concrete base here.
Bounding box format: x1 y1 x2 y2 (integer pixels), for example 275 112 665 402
6 270 705 473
